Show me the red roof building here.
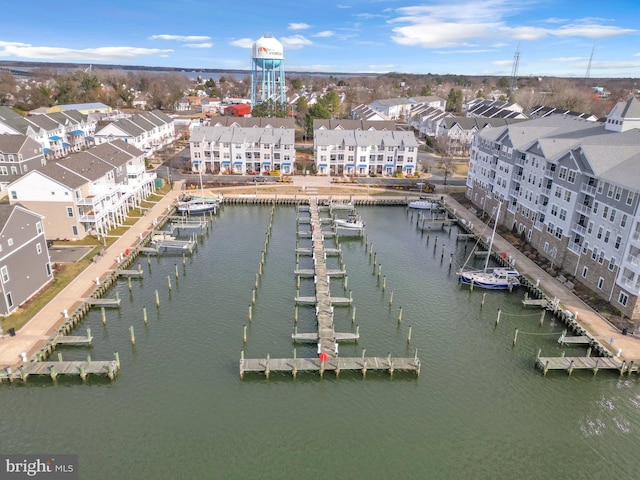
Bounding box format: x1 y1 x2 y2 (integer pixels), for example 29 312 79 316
224 104 251 117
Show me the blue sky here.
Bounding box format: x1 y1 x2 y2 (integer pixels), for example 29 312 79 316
1 0 639 77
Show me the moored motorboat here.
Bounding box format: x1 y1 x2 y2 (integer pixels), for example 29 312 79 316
334 214 365 229
408 199 437 210
458 268 521 289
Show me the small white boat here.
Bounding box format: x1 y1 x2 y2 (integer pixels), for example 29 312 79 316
408 199 437 210
334 214 365 230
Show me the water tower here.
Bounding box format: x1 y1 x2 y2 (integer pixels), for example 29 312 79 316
251 34 286 107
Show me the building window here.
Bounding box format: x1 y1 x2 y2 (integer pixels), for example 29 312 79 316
593 202 598 214
36 243 42 255
46 263 52 276
567 170 576 183
10 191 16 200
597 226 603 239
72 225 78 236
626 191 634 206
1 266 8 283
6 292 13 308
0 166 7 175
618 292 629 307
614 186 622 201
609 257 616 271
615 236 621 249
66 207 74 218
582 266 588 278
563 190 572 202
558 167 567 180
7 238 12 247
554 187 562 198
597 277 604 290
559 209 567 221
607 184 614 198
621 214 627 228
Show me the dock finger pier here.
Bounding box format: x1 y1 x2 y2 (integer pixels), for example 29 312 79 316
240 198 421 379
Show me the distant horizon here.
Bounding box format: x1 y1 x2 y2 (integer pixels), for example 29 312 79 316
1 1 639 78
1 60 630 82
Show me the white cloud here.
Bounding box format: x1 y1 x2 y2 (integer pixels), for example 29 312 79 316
314 31 335 38
149 34 211 42
280 35 313 49
229 38 254 48
389 0 637 48
544 56 588 63
0 41 30 47
356 13 387 20
434 49 496 54
292 64 337 71
0 44 173 61
288 23 310 31
184 43 213 49
336 4 350 8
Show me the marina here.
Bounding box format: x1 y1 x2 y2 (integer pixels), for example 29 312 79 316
3 197 640 478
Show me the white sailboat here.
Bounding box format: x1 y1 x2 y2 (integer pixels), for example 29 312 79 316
408 198 437 210
177 168 219 214
457 203 520 290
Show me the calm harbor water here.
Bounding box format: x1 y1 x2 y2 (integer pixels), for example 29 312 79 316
1 205 639 479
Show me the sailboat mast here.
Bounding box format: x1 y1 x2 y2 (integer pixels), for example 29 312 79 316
484 202 501 272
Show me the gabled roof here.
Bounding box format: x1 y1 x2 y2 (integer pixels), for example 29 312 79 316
56 152 113 181
28 163 87 189
210 117 295 128
0 134 32 153
314 119 396 131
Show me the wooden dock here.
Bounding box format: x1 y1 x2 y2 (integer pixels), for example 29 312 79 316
560 336 592 346
296 247 341 256
295 268 346 277
88 298 121 308
117 269 143 278
0 359 119 382
53 334 93 347
241 197 420 379
240 355 420 378
536 356 630 376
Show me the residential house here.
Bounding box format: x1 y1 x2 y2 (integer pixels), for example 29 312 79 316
350 104 392 122
409 105 451 138
464 99 526 119
223 104 251 117
367 96 447 122
93 110 175 156
0 106 95 159
0 204 52 316
8 140 156 240
465 96 640 320
528 105 599 122
314 129 418 176
190 124 295 174
314 119 396 131
0 134 46 190
46 103 112 115
436 117 525 155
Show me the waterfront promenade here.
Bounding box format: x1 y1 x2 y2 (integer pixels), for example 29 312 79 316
0 184 183 369
443 195 640 362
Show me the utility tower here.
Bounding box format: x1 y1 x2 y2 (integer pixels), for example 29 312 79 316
584 45 595 85
509 45 520 98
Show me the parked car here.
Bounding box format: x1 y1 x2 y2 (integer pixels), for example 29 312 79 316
253 176 266 182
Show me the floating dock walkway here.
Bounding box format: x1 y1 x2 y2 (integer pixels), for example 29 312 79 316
241 197 420 378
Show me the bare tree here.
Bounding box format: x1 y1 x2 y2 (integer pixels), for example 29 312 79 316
0 72 16 105
434 136 455 185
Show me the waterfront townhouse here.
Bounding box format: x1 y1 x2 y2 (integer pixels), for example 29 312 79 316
0 106 95 159
466 97 640 320
0 204 52 316
0 134 46 190
314 129 418 176
314 119 397 131
189 123 296 174
94 110 175 156
8 140 156 240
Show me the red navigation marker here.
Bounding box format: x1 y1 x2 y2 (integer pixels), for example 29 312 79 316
502 252 507 259
319 352 328 362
